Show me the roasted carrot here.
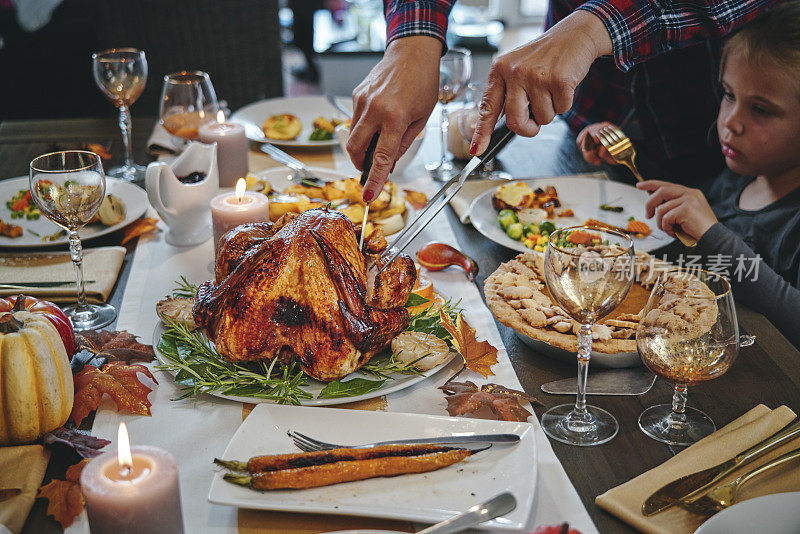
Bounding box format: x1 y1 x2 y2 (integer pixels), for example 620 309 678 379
626 219 651 236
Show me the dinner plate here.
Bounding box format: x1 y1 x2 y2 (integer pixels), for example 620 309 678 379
468 177 673 254
0 176 149 248
693 492 800 534
232 95 351 148
152 321 456 407
208 404 536 530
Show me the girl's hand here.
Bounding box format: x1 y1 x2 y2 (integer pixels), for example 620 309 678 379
576 122 618 166
637 181 718 240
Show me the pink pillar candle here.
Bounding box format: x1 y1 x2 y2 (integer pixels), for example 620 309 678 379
211 187 269 253
80 445 184 534
198 120 249 187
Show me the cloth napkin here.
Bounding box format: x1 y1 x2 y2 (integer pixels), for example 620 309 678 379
0 246 125 303
0 445 50 534
596 404 799 534
146 122 186 156
450 171 609 223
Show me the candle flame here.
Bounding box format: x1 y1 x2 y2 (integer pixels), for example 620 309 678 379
217 110 226 123
235 178 246 201
117 422 133 472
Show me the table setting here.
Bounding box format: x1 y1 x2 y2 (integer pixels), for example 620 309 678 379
0 45 797 534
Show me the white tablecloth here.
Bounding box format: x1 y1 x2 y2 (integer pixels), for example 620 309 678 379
66 124 598 534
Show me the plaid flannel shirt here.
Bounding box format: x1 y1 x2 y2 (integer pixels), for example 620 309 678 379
386 0 783 179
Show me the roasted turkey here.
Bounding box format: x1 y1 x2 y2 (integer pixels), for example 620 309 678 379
193 208 416 381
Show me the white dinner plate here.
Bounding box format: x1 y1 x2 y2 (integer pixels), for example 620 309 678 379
694 492 800 534
468 177 673 254
0 176 149 248
209 404 536 530
232 95 351 148
152 322 456 406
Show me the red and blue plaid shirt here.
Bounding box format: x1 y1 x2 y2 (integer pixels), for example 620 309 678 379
385 0 783 180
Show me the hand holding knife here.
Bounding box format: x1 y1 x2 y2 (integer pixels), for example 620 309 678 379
359 133 380 251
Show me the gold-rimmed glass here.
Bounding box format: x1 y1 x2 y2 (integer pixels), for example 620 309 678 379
637 268 740 445
159 71 219 141
542 226 635 446
29 151 116 330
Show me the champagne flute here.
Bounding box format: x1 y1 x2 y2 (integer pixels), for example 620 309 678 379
637 268 741 445
427 47 471 181
29 151 116 330
542 226 635 446
92 48 148 182
159 71 219 141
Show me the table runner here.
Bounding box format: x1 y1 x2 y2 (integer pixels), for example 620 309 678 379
65 142 597 533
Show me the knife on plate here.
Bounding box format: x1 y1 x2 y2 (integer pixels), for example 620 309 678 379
373 119 516 273
359 133 380 251
642 418 800 515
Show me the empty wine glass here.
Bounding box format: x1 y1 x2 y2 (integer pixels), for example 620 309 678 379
455 83 511 180
92 48 148 182
159 71 219 141
542 227 635 446
29 151 116 330
637 268 744 445
427 47 471 181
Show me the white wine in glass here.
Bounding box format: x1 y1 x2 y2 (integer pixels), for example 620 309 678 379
159 71 219 141
427 47 471 181
542 226 635 446
637 269 743 445
29 151 116 330
92 48 148 182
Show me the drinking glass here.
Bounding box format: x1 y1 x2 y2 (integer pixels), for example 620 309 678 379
159 71 219 141
455 83 511 180
542 226 635 446
427 47 471 181
637 268 742 445
92 48 148 182
29 151 116 330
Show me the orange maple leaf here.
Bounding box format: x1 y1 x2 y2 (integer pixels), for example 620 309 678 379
439 310 499 378
71 361 158 426
37 459 89 528
121 217 160 245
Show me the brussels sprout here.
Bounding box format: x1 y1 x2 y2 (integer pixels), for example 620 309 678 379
524 222 540 236
497 209 516 219
507 222 524 240
498 213 519 231
539 221 557 234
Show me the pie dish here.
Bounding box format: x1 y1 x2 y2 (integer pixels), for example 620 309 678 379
485 250 669 357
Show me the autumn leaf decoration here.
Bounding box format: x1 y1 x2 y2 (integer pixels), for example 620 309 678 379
438 310 498 377
71 361 157 426
37 459 89 528
121 217 160 245
75 329 155 364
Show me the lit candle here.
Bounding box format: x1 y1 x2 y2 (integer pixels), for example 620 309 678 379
210 178 270 253
80 423 184 534
198 110 249 187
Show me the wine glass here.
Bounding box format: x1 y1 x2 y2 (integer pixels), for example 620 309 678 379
542 226 635 446
29 151 116 330
159 71 219 141
92 48 148 182
427 47 471 181
455 83 511 180
637 268 741 445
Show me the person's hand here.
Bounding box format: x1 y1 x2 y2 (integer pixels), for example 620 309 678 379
637 181 718 240
348 36 441 201
470 10 612 156
576 122 619 166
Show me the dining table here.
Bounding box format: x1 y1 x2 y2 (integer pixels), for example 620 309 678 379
1 111 799 534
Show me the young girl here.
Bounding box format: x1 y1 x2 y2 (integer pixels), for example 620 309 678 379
578 2 800 348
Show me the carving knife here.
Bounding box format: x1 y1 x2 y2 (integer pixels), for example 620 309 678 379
642 418 800 515
359 133 380 251
374 118 516 273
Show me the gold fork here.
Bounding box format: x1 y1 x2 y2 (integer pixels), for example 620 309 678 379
681 447 800 516
594 125 698 247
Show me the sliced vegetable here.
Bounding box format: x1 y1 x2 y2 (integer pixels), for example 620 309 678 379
626 219 651 236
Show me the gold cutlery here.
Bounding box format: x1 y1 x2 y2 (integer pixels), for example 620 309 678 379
593 124 698 247
643 419 800 515
681 447 800 515
0 488 21 502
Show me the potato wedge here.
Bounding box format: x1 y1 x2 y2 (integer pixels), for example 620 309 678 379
492 182 534 211
268 194 305 221
322 180 347 201
262 114 302 140
285 183 324 199
343 178 366 205
374 212 405 235
336 202 365 224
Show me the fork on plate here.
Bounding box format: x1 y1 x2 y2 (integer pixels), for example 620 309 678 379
287 430 520 452
592 124 698 247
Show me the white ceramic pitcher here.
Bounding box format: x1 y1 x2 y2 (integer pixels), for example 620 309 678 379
145 142 219 246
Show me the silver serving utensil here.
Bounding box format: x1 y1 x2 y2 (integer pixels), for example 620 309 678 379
541 368 656 396
259 143 326 186
325 93 352 118
228 116 268 144
287 430 521 452
374 119 516 274
417 492 517 534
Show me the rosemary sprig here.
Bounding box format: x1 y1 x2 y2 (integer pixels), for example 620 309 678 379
360 351 427 379
173 275 199 298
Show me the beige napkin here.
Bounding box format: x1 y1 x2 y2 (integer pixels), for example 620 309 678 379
0 445 50 534
146 122 186 156
0 246 125 303
450 171 609 224
596 405 800 534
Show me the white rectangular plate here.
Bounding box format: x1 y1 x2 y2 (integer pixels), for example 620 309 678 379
209 404 536 530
